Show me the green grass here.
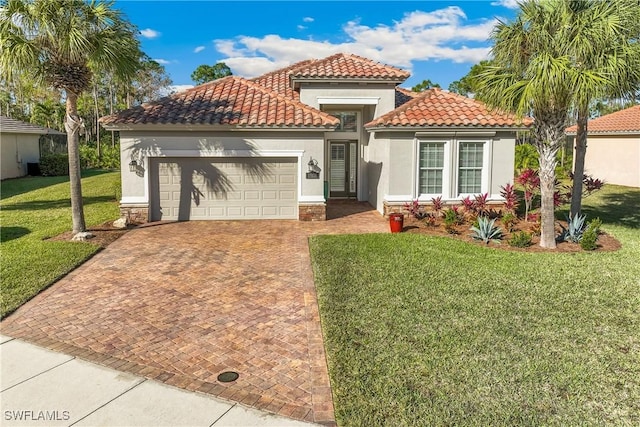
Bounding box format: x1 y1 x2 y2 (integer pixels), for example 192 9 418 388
310 184 640 426
1 170 121 318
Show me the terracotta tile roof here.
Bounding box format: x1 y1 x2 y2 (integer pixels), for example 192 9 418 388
566 105 640 134
395 87 419 108
289 53 410 82
100 76 339 129
0 115 65 135
250 58 316 100
366 88 531 129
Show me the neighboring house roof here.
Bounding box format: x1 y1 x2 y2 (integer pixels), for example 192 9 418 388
365 88 531 130
100 76 339 129
0 115 65 135
395 87 419 108
288 53 410 83
565 105 640 135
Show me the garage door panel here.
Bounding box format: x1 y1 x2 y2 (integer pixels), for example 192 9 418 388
152 157 298 220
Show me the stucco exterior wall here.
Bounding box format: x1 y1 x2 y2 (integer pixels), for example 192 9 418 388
580 135 640 188
1 133 40 180
298 83 398 120
118 130 327 206
367 130 517 214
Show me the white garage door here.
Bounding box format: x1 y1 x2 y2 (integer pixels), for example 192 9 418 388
150 157 298 220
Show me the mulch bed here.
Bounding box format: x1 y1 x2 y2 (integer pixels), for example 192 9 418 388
402 217 621 253
46 220 136 248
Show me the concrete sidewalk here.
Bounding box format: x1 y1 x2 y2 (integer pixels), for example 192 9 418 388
0 335 320 427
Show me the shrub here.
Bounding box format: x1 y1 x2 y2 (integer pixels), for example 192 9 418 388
39 153 69 176
470 217 503 244
580 226 598 251
501 212 518 232
443 208 461 234
515 143 539 171
587 217 603 235
100 144 120 169
558 214 587 243
79 144 99 169
509 231 533 248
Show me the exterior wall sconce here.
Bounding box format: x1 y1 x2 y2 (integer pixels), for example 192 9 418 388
306 158 321 179
129 159 138 173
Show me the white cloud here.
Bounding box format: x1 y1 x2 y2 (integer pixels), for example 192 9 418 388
303 17 314 23
490 0 520 9
153 58 171 65
194 46 205 53
214 7 496 77
140 28 161 39
297 25 307 31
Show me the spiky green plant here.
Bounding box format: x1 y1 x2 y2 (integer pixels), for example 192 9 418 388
470 217 503 244
558 214 587 243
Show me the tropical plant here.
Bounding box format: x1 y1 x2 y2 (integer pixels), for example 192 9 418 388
516 169 540 221
558 214 587 243
474 193 489 216
470 217 503 244
564 0 640 219
499 183 519 214
0 0 141 234
403 199 429 220
431 195 444 216
476 1 577 248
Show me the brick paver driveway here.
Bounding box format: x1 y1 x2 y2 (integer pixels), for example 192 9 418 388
1 202 388 425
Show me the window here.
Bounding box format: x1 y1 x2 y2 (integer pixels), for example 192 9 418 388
458 142 484 194
418 142 445 195
330 112 357 132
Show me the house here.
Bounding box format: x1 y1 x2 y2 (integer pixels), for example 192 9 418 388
0 116 65 180
100 53 528 222
566 105 640 188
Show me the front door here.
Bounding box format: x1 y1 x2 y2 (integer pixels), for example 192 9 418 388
329 141 357 198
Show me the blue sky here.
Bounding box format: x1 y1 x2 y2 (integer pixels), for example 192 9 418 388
115 1 520 91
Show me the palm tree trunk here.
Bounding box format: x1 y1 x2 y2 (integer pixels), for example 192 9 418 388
65 92 86 234
93 83 101 160
538 144 557 249
570 108 588 218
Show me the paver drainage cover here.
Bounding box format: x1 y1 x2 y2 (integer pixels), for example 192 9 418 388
217 371 239 383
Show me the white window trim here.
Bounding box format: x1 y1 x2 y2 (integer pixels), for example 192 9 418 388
416 139 451 200
455 139 492 198
415 137 493 201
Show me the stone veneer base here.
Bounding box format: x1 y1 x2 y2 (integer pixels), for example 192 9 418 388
298 203 327 221
120 204 149 223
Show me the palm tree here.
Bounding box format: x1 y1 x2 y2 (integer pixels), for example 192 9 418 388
0 0 140 234
566 0 640 218
478 1 574 248
477 0 640 249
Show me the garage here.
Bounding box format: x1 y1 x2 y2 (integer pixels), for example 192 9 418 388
150 157 298 220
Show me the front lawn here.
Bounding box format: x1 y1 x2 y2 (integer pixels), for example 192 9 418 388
1 170 121 318
310 185 640 426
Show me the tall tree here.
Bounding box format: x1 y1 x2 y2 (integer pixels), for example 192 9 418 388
1 0 141 234
566 0 640 218
477 1 575 249
190 62 232 85
448 60 493 100
411 79 441 92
